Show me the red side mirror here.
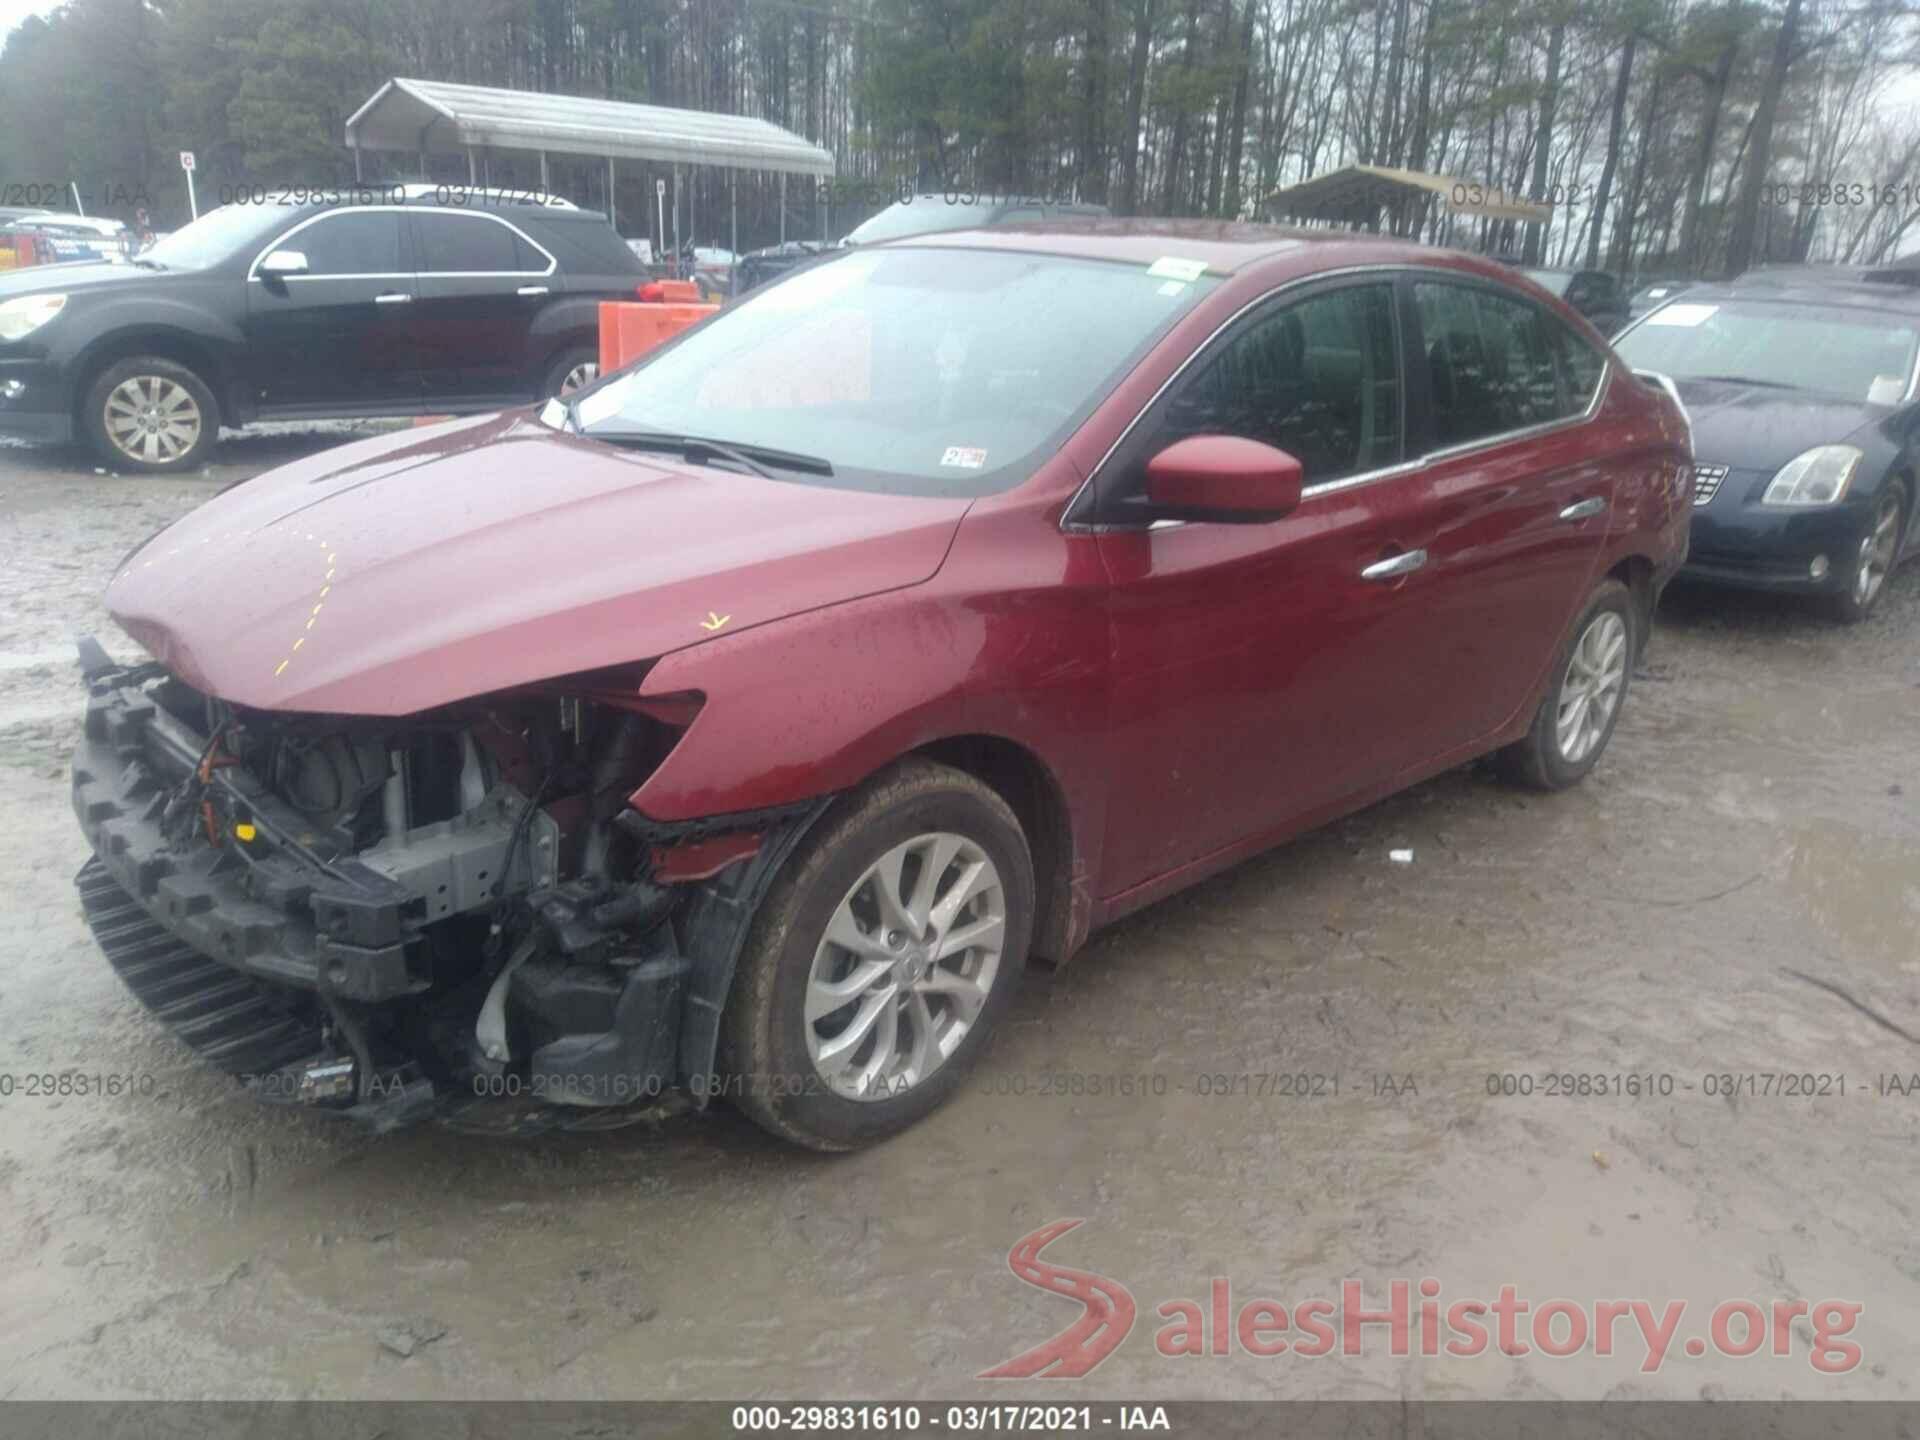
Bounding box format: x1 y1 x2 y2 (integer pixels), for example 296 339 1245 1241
1145 435 1305 522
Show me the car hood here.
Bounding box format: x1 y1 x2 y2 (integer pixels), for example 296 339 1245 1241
0 261 147 300
106 411 972 716
1671 377 1882 472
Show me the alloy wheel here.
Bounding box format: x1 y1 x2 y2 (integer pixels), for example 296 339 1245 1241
804 831 1006 1102
1555 609 1628 765
560 360 599 395
104 375 202 466
1853 493 1902 609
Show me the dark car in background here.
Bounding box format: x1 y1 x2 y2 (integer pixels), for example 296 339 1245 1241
734 192 1110 293
1614 268 1920 620
0 191 646 471
1518 267 1631 335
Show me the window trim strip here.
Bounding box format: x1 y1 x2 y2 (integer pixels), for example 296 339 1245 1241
246 204 557 283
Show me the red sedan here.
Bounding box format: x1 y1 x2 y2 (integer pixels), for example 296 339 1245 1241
74 221 1691 1149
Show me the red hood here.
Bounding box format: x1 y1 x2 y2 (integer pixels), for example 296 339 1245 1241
107 412 970 715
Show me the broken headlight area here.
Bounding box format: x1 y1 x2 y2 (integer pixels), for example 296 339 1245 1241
70 647 737 1132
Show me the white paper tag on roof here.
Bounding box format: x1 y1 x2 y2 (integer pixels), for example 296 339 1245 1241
1645 303 1717 328
1148 256 1209 282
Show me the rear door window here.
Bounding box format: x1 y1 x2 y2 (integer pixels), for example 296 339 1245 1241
1159 281 1403 486
1414 280 1601 448
414 213 546 274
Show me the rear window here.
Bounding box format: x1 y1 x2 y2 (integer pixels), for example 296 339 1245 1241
843 197 1000 245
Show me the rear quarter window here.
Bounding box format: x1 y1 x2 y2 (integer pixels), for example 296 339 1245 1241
526 215 648 277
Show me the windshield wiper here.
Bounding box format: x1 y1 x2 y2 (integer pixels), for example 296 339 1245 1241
129 257 167 270
588 427 835 478
1688 373 1797 390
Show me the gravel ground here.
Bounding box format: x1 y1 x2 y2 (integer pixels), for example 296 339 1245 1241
0 430 1916 1401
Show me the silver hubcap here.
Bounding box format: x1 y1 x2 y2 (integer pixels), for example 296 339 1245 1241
1556 610 1628 765
560 361 598 395
1854 496 1901 607
105 376 201 465
804 831 1005 1102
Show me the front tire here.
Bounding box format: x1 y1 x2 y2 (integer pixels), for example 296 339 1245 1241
1498 578 1634 791
544 345 599 399
1825 483 1906 623
82 356 219 473
720 759 1034 1151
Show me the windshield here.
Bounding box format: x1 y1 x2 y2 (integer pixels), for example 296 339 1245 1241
843 197 1001 246
1615 298 1920 405
1522 268 1572 296
573 246 1218 496
144 203 298 269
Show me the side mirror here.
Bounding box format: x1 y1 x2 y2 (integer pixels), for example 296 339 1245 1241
258 249 309 277
1144 435 1304 523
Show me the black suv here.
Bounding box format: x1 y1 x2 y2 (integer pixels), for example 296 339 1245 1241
0 190 645 471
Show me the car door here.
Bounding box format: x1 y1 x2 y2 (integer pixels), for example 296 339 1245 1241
408 210 555 403
1398 276 1616 744
1093 275 1454 893
243 209 417 407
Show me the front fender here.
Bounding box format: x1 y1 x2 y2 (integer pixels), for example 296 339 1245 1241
631 576 1102 816
65 290 243 362
636 555 1113 1071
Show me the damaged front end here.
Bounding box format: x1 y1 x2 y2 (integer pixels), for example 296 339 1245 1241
70 640 814 1132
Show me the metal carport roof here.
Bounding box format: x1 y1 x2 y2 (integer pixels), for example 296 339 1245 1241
1267 164 1550 227
345 78 835 178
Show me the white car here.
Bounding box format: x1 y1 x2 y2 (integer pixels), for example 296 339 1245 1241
12 214 131 262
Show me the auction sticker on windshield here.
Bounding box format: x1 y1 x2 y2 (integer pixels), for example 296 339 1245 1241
1645 303 1718 327
1147 256 1209 282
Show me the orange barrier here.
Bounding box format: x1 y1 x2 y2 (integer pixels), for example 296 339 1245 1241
598 297 717 374
0 231 48 269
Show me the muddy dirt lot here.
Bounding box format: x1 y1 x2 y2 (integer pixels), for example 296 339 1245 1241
1 432 1916 1402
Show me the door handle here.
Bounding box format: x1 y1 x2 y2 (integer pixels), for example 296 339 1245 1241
374 291 413 304
1360 548 1427 581
516 284 550 296
1559 497 1608 521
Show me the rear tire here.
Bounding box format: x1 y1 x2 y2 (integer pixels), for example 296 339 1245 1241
82 356 219 473
719 759 1033 1151
1497 578 1635 791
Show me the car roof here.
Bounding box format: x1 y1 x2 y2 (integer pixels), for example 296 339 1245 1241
256 191 613 228
1683 266 1920 313
389 182 579 210
19 212 123 230
892 217 1442 275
